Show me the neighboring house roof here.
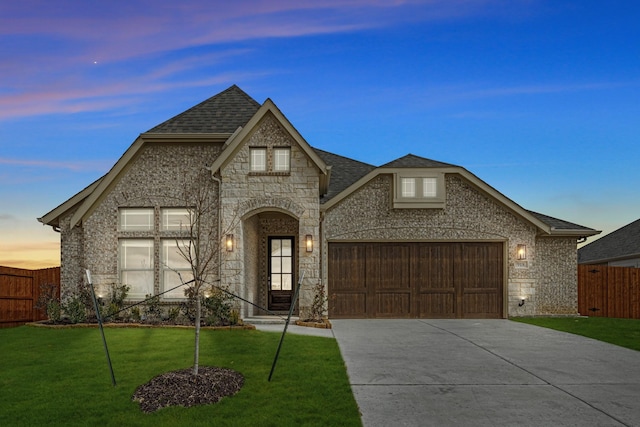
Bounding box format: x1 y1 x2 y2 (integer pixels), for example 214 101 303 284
146 85 260 134
578 218 640 264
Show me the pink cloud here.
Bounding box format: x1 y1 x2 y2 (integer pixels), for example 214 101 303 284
0 0 533 120
0 157 112 173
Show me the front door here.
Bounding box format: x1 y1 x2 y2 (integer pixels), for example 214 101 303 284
268 237 295 311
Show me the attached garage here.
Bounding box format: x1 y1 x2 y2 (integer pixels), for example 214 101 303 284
328 242 504 319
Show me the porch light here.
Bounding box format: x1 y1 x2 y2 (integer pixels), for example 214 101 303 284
305 235 313 252
519 299 526 307
516 244 527 260
226 234 234 252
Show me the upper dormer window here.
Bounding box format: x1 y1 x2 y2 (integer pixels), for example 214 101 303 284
423 178 437 197
394 173 445 208
249 147 291 174
401 178 416 197
273 148 290 172
250 148 267 172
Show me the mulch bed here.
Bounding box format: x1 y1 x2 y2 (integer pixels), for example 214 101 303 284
132 367 244 413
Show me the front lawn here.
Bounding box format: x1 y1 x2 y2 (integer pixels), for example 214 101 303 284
0 326 361 427
512 316 640 351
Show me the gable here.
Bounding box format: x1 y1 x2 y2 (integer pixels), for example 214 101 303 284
208 99 328 186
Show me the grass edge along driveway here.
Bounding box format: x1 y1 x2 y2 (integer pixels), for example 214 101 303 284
0 326 362 427
512 316 640 352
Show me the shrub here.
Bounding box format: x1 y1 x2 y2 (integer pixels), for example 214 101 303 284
60 281 94 323
35 283 61 322
143 294 162 323
100 283 129 321
181 285 235 326
64 296 87 324
305 281 327 322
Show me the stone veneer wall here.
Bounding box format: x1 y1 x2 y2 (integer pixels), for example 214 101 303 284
58 210 84 302
65 143 223 298
219 113 321 317
322 173 577 316
535 237 579 315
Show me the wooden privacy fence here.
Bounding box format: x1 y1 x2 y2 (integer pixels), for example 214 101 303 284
578 264 640 319
0 266 60 328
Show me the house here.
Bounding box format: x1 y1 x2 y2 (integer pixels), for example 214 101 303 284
38 85 600 319
578 218 640 268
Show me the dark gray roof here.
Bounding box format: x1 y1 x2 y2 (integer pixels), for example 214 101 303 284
146 85 261 134
313 148 376 203
380 154 457 168
528 211 597 232
578 218 640 263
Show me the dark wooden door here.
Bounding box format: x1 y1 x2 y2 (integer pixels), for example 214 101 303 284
268 237 294 311
328 242 503 319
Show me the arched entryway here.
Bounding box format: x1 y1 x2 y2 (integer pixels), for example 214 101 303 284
242 210 300 316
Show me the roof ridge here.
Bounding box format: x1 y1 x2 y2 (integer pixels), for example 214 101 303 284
146 85 260 134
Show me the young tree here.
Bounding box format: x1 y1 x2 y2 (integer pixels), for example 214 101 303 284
170 168 238 376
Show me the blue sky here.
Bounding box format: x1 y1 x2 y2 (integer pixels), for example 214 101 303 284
1 0 639 268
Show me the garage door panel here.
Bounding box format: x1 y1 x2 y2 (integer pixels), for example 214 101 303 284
328 244 366 291
375 292 411 317
418 293 455 318
331 292 367 318
463 292 500 318
371 244 411 290
412 244 454 290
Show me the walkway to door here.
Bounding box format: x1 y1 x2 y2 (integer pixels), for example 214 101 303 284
330 319 640 427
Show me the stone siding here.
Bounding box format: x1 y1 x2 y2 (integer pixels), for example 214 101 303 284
535 237 579 315
323 173 578 316
219 113 321 317
62 143 223 299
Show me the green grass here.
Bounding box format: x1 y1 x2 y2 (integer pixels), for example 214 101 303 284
512 317 640 351
0 326 361 427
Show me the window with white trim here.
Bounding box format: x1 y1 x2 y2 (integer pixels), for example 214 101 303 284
394 172 445 209
119 208 153 231
250 148 267 172
161 208 193 231
273 148 291 172
423 178 437 197
161 239 194 299
401 178 416 197
119 239 154 298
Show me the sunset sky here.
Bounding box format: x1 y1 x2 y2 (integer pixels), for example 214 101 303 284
1 0 639 269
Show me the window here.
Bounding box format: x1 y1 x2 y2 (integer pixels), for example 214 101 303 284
273 148 290 172
270 238 293 291
250 148 266 172
120 240 154 298
161 208 193 231
119 208 153 231
401 178 416 197
394 173 445 209
423 178 437 197
161 240 194 299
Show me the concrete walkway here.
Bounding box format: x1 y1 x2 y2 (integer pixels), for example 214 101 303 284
329 319 640 427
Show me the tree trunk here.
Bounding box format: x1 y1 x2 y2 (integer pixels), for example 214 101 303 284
193 291 201 376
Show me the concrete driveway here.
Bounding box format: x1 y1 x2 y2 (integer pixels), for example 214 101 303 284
330 319 640 427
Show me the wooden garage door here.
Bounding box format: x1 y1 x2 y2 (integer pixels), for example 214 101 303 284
328 242 503 319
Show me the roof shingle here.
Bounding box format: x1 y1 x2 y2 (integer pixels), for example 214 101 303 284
578 218 640 263
146 85 261 134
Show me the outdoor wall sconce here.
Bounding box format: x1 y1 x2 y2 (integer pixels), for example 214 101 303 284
226 234 234 252
305 234 313 252
519 299 526 307
516 244 527 260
